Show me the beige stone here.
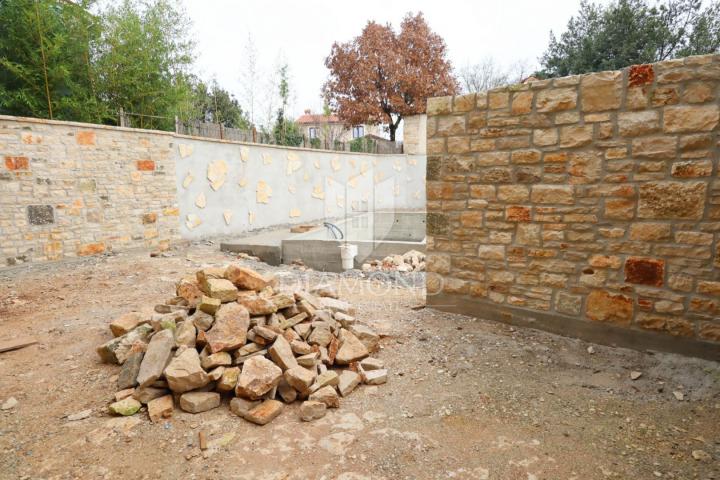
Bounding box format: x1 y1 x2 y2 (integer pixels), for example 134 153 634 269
164 348 210 393
586 290 633 325
205 303 250 353
531 185 574 205
225 264 275 291
147 395 173 423
179 392 220 413
236 356 282 400
242 399 284 425
309 385 340 408
581 71 622 112
284 366 316 394
618 111 659 136
664 105 719 133
335 331 369 365
535 88 576 112
109 313 147 338
638 182 707 220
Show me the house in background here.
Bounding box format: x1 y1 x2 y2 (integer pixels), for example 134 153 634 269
296 109 381 147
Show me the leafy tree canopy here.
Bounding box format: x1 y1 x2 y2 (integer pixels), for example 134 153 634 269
541 0 720 77
191 79 249 129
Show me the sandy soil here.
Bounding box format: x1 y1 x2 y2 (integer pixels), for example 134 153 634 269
0 243 718 480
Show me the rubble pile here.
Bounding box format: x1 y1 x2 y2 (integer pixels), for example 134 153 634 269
96 264 385 425
361 250 426 273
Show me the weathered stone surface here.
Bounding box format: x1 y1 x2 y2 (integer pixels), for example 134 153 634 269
663 105 719 133
337 370 361 397
348 324 380 352
625 257 665 287
277 377 298 403
136 329 175 387
96 324 152 364
536 88 577 112
110 313 147 337
216 366 240 392
202 278 238 302
242 399 284 425
200 351 232 370
179 392 220 413
335 331 369 365
225 264 275 291
581 71 622 112
229 397 260 417
205 303 250 353
191 310 215 331
300 401 327 421
174 321 196 347
638 182 706 219
268 335 299 371
147 395 173 423
236 356 282 400
586 290 633 325
176 278 203 307
618 110 659 136
309 386 340 408
164 348 209 393
360 357 384 371
629 223 672 241
363 369 388 385
132 386 167 404
531 185 574 205
312 370 339 391
108 397 141 416
237 295 277 315
198 296 221 315
284 366 317 394
307 325 333 347
117 351 144 389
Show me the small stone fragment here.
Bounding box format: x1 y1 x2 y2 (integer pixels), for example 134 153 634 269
179 392 221 413
136 329 175 387
312 370 339 392
337 370 361 397
108 397 141 416
359 357 384 371
691 449 712 462
110 312 147 337
673 391 685 401
268 335 299 371
277 378 298 403
300 400 327 421
243 399 284 425
284 366 317 394
148 395 173 423
310 284 338 299
630 371 643 380
96 324 152 364
335 331 369 365
225 264 275 291
363 369 387 385
67 409 92 421
198 296 221 315
309 385 340 408
216 367 240 392
1 397 18 410
164 348 210 393
114 388 135 401
229 397 260 417
201 351 232 370
236 356 282 400
117 351 144 389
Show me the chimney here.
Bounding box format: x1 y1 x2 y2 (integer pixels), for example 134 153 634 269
304 109 311 115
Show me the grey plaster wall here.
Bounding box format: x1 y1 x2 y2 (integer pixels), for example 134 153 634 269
174 137 426 239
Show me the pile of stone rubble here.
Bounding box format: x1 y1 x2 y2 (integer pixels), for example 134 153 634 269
361 250 426 273
96 264 385 425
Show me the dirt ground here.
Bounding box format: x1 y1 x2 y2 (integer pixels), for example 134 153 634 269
0 243 718 480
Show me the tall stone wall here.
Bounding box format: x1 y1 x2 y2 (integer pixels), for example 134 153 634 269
425 54 720 359
0 115 425 267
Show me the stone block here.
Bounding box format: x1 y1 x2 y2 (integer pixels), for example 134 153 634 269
638 182 706 219
586 290 633 325
664 105 719 133
625 257 665 287
580 71 622 112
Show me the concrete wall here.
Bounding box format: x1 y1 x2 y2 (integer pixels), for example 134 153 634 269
0 115 425 266
425 54 720 359
174 138 425 239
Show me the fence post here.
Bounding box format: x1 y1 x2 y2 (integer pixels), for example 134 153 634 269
119 108 126 127
219 124 224 140
174 116 179 134
252 127 257 143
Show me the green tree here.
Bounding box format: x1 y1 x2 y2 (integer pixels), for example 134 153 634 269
95 0 195 130
540 0 720 77
272 63 302 146
191 79 249 129
0 0 104 121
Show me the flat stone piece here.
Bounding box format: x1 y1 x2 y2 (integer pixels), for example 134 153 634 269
198 296 221 315
308 325 333 347
236 356 282 400
132 387 168 404
297 352 319 368
136 329 175 387
284 366 317 394
277 378 298 403
243 399 284 425
117 351 144 389
164 348 210 393
174 321 196 347
335 331 369 365
300 400 327 421
96 324 152 364
147 395 173 423
205 303 250 353
359 357 384 371
204 278 238 302
313 370 339 390
318 297 353 315
191 310 215 331
337 370 361 397
268 335 299 371
28 204 54 225
179 392 220 413
349 324 379 352
110 312 147 337
229 397 260 417
270 293 295 310
201 351 232 370
309 385 340 408
364 369 387 385
225 264 275 291
216 366 240 392
238 296 277 315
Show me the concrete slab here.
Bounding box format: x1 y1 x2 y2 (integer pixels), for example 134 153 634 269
220 227 319 265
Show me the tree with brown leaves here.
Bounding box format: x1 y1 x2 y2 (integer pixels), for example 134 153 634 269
323 13 458 141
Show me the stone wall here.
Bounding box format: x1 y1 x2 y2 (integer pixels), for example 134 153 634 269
0 115 425 266
425 54 720 359
0 116 179 266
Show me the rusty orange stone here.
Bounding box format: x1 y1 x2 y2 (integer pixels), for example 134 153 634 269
136 160 155 171
142 212 158 224
624 257 665 287
4 156 29 171
77 242 106 256
506 206 531 222
586 290 633 325
628 64 654 87
76 131 96 145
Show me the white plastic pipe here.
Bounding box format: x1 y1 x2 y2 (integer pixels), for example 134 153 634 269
339 244 358 270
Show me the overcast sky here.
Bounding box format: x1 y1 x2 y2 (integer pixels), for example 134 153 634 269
183 0 607 128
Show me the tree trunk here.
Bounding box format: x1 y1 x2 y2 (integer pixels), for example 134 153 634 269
389 123 396 141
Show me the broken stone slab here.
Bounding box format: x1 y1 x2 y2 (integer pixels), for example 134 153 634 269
208 366 225 381
282 328 300 343
334 312 356 328
196 267 226 289
216 366 240 392
224 264 275 291
117 351 144 389
280 312 308 330
234 348 267 365
293 323 312 340
270 293 295 310
108 397 141 416
363 369 387 385
294 291 322 309
96 324 152 364
132 386 168 404
176 278 203 307
190 310 214 332
349 324 380 352
238 296 277 315
198 296 221 315
284 366 317 394
337 370 361 397
309 385 340 408
200 351 232 370
148 395 174 423
235 342 264 357
310 284 338 299
297 352 319 368
109 312 147 337
334 331 369 365
174 321 196 347
254 325 278 342
300 400 327 421
277 377 298 403
179 392 221 413
307 325 333 347
311 370 339 392
136 329 175 387
205 303 250 353
164 348 209 393
203 278 238 303
242 399 283 425
297 300 316 317
328 336 339 365
229 397 260 417
114 388 135 401
236 356 282 400
268 335 299 371
291 340 313 356
318 297 353 315
150 312 182 333
359 357 384 371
